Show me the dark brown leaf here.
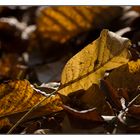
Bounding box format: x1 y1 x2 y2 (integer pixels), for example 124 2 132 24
0 18 27 54
128 105 140 118
0 54 27 80
100 79 122 110
63 105 104 122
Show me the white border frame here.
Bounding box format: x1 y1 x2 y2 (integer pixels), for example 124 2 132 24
0 0 140 5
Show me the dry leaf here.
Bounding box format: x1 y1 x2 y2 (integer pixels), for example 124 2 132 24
60 84 114 115
37 6 122 43
63 105 104 122
0 80 62 130
58 29 131 96
61 115 106 134
100 79 122 110
0 118 12 132
80 84 114 115
128 105 140 118
106 59 140 97
61 106 107 134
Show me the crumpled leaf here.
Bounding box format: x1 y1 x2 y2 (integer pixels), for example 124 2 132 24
63 105 104 122
106 59 140 98
78 84 114 115
60 84 114 116
58 29 131 96
100 79 123 110
61 111 107 134
0 80 62 130
128 105 140 118
37 6 122 43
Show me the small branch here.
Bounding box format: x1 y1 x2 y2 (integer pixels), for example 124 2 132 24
128 94 140 107
7 89 57 134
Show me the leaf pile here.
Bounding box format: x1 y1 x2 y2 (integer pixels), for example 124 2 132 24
0 6 140 134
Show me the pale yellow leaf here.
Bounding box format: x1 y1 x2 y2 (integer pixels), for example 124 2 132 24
58 29 131 96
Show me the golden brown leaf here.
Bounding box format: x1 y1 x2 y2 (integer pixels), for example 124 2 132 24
58 29 131 96
0 80 62 129
37 6 122 43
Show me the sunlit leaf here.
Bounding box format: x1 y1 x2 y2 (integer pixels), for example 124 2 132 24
58 29 131 96
0 80 62 130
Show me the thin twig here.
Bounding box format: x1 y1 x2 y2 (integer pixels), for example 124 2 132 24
128 94 140 107
7 89 57 134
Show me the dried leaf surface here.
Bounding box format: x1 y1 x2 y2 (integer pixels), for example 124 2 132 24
0 80 62 118
37 6 122 43
128 105 140 117
100 79 122 110
79 84 114 115
58 29 131 96
60 84 114 115
63 105 104 122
